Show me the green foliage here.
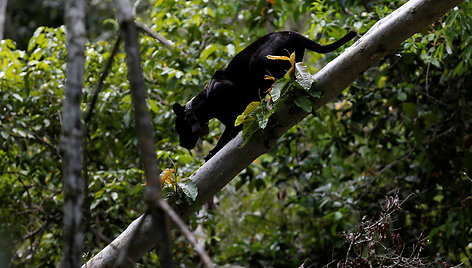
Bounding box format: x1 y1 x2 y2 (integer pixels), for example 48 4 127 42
212 1 472 267
235 101 261 127
161 168 199 204
1 27 66 266
1 0 471 267
235 58 322 146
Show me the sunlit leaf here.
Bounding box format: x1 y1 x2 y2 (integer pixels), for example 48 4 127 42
266 55 290 61
178 179 198 201
161 169 175 186
149 99 159 114
270 77 289 102
235 101 260 126
200 44 218 60
294 63 313 91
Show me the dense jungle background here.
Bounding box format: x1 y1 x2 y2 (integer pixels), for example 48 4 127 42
1 0 471 267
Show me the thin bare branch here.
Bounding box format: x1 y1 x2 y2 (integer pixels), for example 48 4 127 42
82 36 121 240
134 21 172 49
84 36 121 124
158 199 215 268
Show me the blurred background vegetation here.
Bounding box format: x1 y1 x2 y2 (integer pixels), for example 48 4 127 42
1 0 471 267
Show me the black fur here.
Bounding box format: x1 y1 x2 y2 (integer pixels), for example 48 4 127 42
173 30 356 160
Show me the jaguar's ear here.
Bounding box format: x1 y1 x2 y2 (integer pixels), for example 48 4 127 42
173 103 184 116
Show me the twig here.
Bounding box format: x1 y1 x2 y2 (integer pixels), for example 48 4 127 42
22 219 49 241
134 20 172 48
462 171 472 182
158 199 216 268
82 36 121 236
84 36 121 124
376 150 414 175
450 254 472 268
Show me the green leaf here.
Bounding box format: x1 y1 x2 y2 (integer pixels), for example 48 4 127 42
270 77 290 102
226 44 236 56
377 76 387 88
431 57 440 68
294 63 313 91
445 41 453 54
1 131 9 139
234 115 246 126
178 179 198 201
121 94 132 104
235 101 260 126
176 154 194 164
402 102 418 118
12 93 23 101
333 211 343 221
242 102 260 117
242 119 256 138
308 81 322 99
95 188 105 199
200 44 218 60
294 95 312 113
397 91 407 101
241 120 259 147
27 27 44 51
422 111 439 127
453 61 466 77
149 99 159 114
256 114 269 129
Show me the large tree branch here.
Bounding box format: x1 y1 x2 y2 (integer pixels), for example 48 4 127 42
83 0 465 267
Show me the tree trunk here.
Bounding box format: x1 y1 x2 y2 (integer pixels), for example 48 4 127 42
82 0 465 267
61 0 86 267
0 0 7 40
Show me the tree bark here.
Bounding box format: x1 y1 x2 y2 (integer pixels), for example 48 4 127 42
61 0 86 267
82 0 465 267
0 0 7 40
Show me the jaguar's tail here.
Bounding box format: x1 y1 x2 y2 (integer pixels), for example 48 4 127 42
301 30 357 54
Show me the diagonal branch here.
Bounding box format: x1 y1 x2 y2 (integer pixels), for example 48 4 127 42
82 0 465 267
134 21 172 48
158 199 216 268
84 36 121 124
